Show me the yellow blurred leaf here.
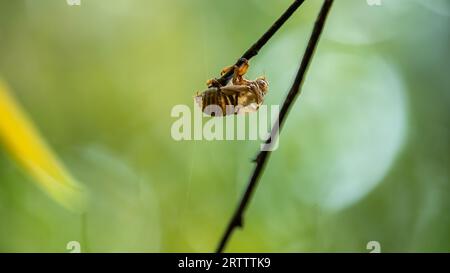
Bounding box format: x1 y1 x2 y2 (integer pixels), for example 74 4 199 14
0 79 86 212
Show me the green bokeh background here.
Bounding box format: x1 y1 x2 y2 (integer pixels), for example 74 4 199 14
0 0 449 252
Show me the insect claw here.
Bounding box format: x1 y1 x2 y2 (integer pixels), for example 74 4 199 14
207 78 221 88
220 65 234 76
238 58 248 65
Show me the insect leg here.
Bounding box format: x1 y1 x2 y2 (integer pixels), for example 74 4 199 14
220 85 250 96
206 78 221 88
232 59 250 85
236 58 249 77
220 65 234 76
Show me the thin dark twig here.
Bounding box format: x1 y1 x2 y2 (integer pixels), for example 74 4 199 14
214 0 306 87
216 0 335 253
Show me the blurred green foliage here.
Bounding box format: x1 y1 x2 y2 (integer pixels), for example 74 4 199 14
0 0 449 252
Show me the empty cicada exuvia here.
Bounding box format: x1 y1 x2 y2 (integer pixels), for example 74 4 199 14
194 58 269 116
